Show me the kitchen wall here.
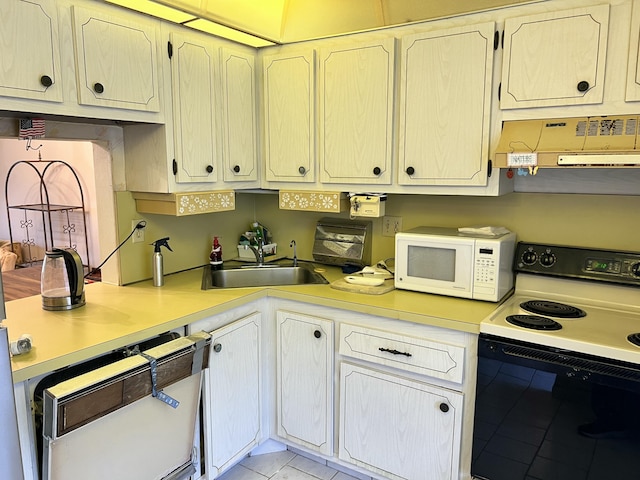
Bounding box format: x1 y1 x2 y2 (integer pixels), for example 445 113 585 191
115 189 640 284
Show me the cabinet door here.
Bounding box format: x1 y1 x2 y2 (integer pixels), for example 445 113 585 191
339 363 463 480
221 46 258 182
319 38 395 185
0 0 62 103
398 23 494 186
277 310 333 455
203 312 262 478
501 5 609 109
263 50 315 183
71 5 160 112
170 32 218 183
626 1 640 101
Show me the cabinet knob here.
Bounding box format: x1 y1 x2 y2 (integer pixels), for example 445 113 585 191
314 330 322 339
577 81 590 92
372 166 381 176
233 165 241 173
206 165 214 173
406 166 415 176
439 402 449 413
298 166 306 175
40 75 53 88
93 82 105 94
213 343 222 353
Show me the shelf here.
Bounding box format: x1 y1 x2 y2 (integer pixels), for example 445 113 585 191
8 204 83 212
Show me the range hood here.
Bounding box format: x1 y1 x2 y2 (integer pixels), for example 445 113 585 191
495 116 640 168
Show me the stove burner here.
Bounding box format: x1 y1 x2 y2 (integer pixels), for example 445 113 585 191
506 314 563 331
628 333 640 347
520 300 586 318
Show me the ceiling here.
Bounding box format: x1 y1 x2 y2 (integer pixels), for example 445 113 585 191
108 0 541 47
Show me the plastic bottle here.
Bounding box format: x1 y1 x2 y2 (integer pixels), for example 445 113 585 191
251 222 264 245
210 236 223 270
151 237 172 287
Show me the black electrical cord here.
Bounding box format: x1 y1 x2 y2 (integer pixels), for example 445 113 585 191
84 221 147 279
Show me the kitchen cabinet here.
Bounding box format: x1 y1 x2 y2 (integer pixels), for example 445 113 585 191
221 46 259 183
626 1 640 101
71 5 160 112
276 310 333 455
201 311 262 478
169 31 218 183
263 50 316 183
500 4 609 109
398 23 495 186
0 0 62 103
318 38 395 185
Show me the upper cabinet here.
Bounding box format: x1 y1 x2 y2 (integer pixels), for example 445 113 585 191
71 5 160 112
626 1 640 101
221 46 259 183
169 32 218 183
0 0 62 103
318 38 395 185
500 4 609 109
398 23 495 187
263 50 316 183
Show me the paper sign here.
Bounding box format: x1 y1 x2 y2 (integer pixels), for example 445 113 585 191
507 152 538 167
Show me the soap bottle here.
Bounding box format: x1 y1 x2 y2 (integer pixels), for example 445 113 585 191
210 236 223 270
151 237 172 287
251 222 264 245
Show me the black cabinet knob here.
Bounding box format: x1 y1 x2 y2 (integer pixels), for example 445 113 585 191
206 165 214 173
314 330 322 339
372 166 381 176
577 81 590 92
298 166 306 175
439 403 449 413
93 82 104 94
40 75 53 87
233 165 240 173
406 166 415 175
213 343 222 353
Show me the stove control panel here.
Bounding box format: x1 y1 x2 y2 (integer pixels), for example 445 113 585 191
514 242 640 286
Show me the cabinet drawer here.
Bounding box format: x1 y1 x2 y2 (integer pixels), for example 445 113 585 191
339 323 464 384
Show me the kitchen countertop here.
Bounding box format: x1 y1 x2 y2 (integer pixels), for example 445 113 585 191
3 264 501 383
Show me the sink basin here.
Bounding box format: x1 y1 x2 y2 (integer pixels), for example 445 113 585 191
202 263 328 289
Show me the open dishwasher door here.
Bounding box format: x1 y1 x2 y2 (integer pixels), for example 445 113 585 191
41 331 210 480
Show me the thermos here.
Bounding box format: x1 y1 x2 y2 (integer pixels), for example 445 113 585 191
151 237 172 287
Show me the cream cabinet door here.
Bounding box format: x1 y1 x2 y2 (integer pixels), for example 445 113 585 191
0 0 62 103
263 50 315 183
318 38 395 185
339 363 463 480
221 46 258 182
501 4 609 109
398 23 494 186
276 310 333 455
71 5 160 112
203 312 262 478
626 1 640 101
170 32 218 183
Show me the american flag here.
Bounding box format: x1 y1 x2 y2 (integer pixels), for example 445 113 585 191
19 118 45 139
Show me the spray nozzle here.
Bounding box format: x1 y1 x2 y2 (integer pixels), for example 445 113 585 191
152 237 173 253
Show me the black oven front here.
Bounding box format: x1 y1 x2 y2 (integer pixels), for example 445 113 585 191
472 334 640 480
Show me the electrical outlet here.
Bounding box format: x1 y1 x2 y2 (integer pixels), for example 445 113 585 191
132 220 145 244
382 216 402 237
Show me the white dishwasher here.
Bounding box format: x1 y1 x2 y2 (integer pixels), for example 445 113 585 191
39 331 210 480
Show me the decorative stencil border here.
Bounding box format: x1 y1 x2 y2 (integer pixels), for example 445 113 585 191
177 191 235 216
279 191 343 212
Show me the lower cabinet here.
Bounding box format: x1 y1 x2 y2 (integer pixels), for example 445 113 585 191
339 363 463 480
276 310 334 456
201 311 262 478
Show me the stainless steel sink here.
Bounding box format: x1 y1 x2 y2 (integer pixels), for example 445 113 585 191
201 263 328 289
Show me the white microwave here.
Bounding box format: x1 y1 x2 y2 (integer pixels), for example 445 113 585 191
395 227 516 302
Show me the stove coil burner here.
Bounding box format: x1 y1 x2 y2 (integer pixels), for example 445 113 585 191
506 314 562 331
520 300 586 318
628 333 640 347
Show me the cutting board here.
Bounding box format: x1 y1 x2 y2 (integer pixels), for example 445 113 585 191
330 277 395 295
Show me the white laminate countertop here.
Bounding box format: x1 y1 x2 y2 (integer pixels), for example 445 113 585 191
3 265 501 383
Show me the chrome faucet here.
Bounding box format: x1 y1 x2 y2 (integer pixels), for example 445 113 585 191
290 240 298 267
245 237 265 266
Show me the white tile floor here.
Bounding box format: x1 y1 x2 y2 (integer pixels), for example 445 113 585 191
217 450 366 480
